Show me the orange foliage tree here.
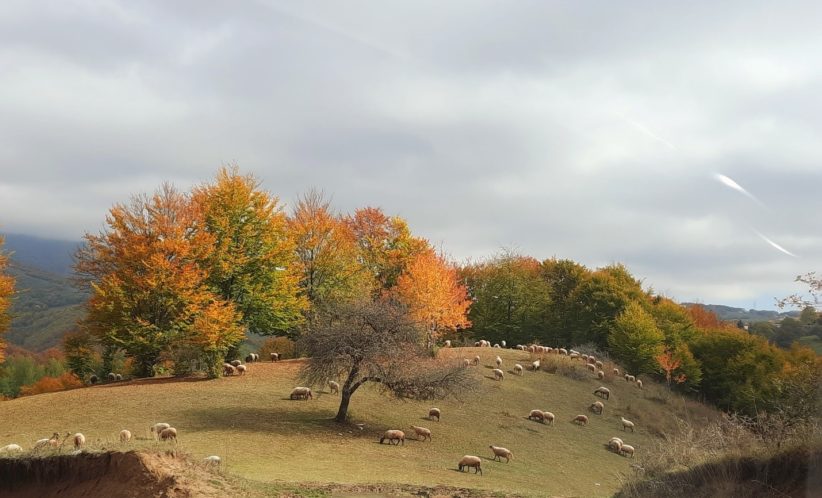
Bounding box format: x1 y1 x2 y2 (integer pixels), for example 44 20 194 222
685 304 729 329
0 235 14 363
19 372 83 396
76 184 243 378
393 248 472 348
656 348 687 387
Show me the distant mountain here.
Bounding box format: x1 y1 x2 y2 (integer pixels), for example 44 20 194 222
1 232 80 275
681 303 800 322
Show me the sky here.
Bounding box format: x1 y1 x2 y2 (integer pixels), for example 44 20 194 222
0 1 820 310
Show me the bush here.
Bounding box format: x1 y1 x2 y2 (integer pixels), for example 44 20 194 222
18 372 83 396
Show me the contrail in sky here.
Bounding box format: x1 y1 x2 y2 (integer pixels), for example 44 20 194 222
754 230 798 258
713 173 765 205
617 113 677 150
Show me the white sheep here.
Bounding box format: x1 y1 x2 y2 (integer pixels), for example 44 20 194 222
593 386 611 400
495 356 502 367
621 417 635 432
608 437 624 452
33 433 60 451
572 414 589 425
223 363 237 376
160 427 178 441
151 423 171 439
410 425 432 441
531 360 540 371
428 407 441 421
636 379 643 389
0 444 23 453
613 367 620 376
73 433 85 449
328 380 340 394
501 340 506 348
582 354 589 362
543 411 555 425
492 368 504 381
463 358 470 367
458 455 482 475
204 455 221 467
270 352 280 362
379 430 405 445
493 343 501 348
528 409 547 423
489 445 513 463
559 348 568 355
290 387 313 400
569 353 579 359
115 373 123 381
586 363 597 372
473 355 481 366
619 444 635 458
597 370 605 380
595 360 603 369
119 430 132 443
230 359 241 367
236 364 247 375
590 401 604 414
513 364 523 375
444 340 451 347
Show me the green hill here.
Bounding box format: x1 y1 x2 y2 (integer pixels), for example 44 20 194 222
681 303 799 322
0 348 720 497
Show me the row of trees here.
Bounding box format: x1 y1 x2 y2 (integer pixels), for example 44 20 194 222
69 167 471 379
0 235 14 364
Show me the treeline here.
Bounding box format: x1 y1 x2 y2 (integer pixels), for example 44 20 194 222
63 167 470 380
747 307 822 349
460 252 820 417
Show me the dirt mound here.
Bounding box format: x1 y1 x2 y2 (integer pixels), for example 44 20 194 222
0 451 226 498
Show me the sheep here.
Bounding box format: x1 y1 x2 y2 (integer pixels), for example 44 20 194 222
597 370 605 380
428 407 441 421
593 386 611 400
595 360 603 369
204 455 222 467
493 343 501 348
107 372 116 381
559 348 568 355
531 360 540 371
223 363 237 376
527 345 536 353
34 433 61 451
462 358 470 367
458 455 482 475
528 409 547 423
582 354 589 362
245 354 255 363
474 341 481 347
569 353 579 359
270 352 280 362
328 380 340 394
473 355 480 366
489 445 513 463
572 414 589 425
608 437 624 452
115 373 123 381
590 401 604 414
513 364 523 375
621 417 635 432
444 340 451 347
625 374 636 382
619 444 635 458
543 411 555 425
492 368 504 381
501 340 506 348
151 423 171 439
73 433 85 449
410 425 432 441
613 368 620 376
379 430 405 445
586 363 596 372
588 355 597 364
0 444 23 453
236 364 247 375
119 430 132 443
230 359 241 367
495 356 503 367
636 379 643 389
290 387 313 400
160 427 178 441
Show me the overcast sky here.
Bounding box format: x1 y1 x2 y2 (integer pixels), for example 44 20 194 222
1 1 820 310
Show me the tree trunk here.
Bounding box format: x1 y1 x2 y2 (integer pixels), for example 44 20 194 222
335 389 352 422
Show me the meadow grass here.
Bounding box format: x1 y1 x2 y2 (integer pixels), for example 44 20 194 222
0 348 720 497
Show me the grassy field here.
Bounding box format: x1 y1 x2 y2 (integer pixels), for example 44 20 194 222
0 348 719 497
798 335 822 355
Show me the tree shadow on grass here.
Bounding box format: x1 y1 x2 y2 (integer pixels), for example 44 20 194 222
93 377 213 388
179 406 342 435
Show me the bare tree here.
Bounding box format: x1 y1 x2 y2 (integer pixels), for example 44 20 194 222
298 299 476 422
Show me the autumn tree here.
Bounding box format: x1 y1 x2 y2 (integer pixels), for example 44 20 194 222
298 299 475 422
608 301 665 376
393 248 471 348
193 167 306 338
345 207 428 294
289 190 370 308
75 184 244 378
0 235 14 363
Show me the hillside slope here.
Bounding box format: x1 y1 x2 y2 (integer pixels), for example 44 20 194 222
0 348 719 497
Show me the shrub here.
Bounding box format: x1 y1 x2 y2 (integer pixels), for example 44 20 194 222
260 336 296 360
19 372 83 396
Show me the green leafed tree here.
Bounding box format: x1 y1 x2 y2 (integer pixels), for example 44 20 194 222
608 301 665 376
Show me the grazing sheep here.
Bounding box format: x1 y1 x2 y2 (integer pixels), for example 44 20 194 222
379 430 405 445
597 370 605 379
462 358 470 367
458 455 482 475
613 368 620 376
160 427 177 441
116 373 123 381
410 425 432 441
621 417 635 432
582 354 589 361
73 433 85 449
619 444 635 458
531 360 540 371
513 364 523 375
428 407 441 421
151 423 171 439
89 375 98 385
230 359 241 367
527 345 536 353
572 414 589 425
492 368 504 381
245 354 255 363
119 430 131 443
593 386 611 400
290 387 313 400
595 360 603 369
473 355 480 366
236 364 247 375
590 401 604 414
543 411 555 425
626 374 636 382
586 363 596 372
636 379 643 389
608 437 624 452
559 348 568 355
444 340 451 347
474 341 481 347
588 355 597 363
270 352 280 362
489 445 513 463
107 372 116 381
528 409 547 423
569 353 579 359
223 363 237 376
501 340 506 348
328 380 340 394
493 343 501 348
204 455 221 467
0 444 23 453
34 433 60 451
495 355 502 367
